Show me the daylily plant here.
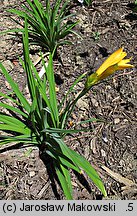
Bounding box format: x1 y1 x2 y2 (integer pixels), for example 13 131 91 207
0 35 133 199
85 47 133 89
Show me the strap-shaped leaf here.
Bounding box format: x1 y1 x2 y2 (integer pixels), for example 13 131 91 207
0 102 28 118
42 127 88 135
23 19 37 102
51 136 106 197
0 63 30 113
77 118 102 125
59 72 87 112
61 164 73 196
69 149 107 197
0 134 37 146
0 124 30 135
53 136 81 173
0 114 27 127
45 54 59 127
46 143 80 173
0 92 21 106
55 163 73 200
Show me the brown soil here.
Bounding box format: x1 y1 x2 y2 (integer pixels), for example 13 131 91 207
0 0 137 200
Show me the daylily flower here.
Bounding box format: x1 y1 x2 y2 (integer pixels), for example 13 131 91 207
85 48 134 89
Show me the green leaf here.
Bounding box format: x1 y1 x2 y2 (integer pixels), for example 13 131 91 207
5 0 79 54
0 124 30 135
0 102 28 118
57 0 70 25
0 92 21 106
55 163 73 200
77 118 102 125
7 8 27 18
53 136 81 173
0 114 27 128
45 143 80 173
61 164 73 196
45 54 59 127
0 63 30 113
42 127 89 135
22 18 37 102
34 57 59 128
59 21 80 39
30 60 50 107
0 28 24 35
59 72 87 112
48 136 107 197
69 149 107 197
0 134 37 146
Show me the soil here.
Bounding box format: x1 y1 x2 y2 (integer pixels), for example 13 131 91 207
0 0 137 200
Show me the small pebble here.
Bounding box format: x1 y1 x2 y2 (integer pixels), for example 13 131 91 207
101 149 106 157
114 118 120 124
29 171 35 177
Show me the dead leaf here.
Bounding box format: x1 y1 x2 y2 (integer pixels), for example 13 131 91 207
101 165 136 187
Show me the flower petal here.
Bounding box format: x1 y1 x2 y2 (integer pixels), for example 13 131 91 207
117 58 134 69
98 65 117 80
85 48 134 89
96 48 127 76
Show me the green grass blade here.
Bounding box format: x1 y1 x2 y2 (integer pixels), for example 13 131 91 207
33 0 46 20
25 0 51 38
50 0 62 28
0 134 33 140
31 59 57 128
8 7 49 44
21 4 35 16
53 136 106 196
31 63 50 107
57 40 72 47
58 14 76 23
59 156 80 173
26 0 44 20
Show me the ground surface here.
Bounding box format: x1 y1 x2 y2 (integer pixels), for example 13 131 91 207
0 0 137 200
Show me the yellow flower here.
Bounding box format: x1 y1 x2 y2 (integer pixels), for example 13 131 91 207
85 48 133 89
